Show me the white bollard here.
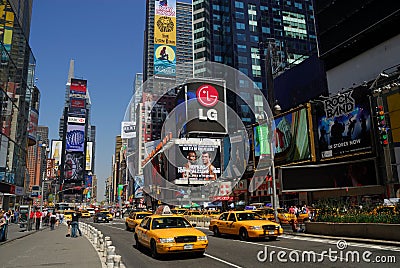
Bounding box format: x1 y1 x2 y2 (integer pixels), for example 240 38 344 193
97 233 103 249
113 255 122 268
93 232 98 245
107 262 114 268
104 241 113 257
106 254 115 266
107 246 116 257
99 237 104 253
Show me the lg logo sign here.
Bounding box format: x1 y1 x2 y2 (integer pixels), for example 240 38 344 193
196 84 218 121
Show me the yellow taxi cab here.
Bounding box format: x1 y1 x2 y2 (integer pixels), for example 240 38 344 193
277 208 296 224
170 208 187 215
100 210 113 221
252 208 276 222
125 211 153 231
134 206 208 259
209 211 283 241
184 210 203 217
203 210 221 219
63 209 75 222
80 210 91 218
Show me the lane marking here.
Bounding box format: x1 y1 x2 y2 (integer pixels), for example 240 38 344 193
204 253 243 268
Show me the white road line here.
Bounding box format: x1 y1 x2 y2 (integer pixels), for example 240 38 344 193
204 253 243 268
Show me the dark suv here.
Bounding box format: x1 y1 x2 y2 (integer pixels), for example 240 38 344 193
93 212 109 223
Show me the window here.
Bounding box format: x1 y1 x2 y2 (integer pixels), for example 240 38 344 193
235 11 244 19
236 22 245 30
214 55 223 62
237 33 246 41
237 44 247 52
238 56 247 64
239 67 248 75
250 35 259 42
219 213 229 221
262 27 270 34
228 213 236 221
235 1 244 9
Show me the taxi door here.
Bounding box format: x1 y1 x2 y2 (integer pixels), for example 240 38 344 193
137 217 151 247
225 213 238 235
216 212 229 234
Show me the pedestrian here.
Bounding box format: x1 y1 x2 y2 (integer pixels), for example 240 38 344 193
13 209 19 224
55 211 60 227
0 210 7 241
290 219 304 233
34 209 42 231
70 211 79 237
50 212 57 230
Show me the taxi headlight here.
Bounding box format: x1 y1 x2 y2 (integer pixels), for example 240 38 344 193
248 226 262 230
197 236 208 241
98 217 102 220
157 237 175 243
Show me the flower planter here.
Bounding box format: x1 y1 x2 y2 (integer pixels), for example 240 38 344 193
305 222 400 241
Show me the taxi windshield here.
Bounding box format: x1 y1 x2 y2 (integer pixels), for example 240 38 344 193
152 217 192 229
236 213 260 221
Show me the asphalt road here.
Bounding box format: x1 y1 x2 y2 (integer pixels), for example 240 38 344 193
87 218 400 268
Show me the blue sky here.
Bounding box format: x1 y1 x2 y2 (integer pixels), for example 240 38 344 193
29 1 147 200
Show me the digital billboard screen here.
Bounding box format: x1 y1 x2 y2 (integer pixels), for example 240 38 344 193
66 124 85 152
70 78 87 95
63 152 84 182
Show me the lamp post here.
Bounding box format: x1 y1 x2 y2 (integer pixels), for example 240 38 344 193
39 143 49 229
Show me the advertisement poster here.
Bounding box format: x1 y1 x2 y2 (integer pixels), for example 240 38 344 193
70 78 87 95
174 138 221 185
85 141 93 171
316 88 373 159
121 121 136 139
134 175 144 198
254 124 270 157
154 0 176 78
273 107 312 164
64 152 84 182
66 124 85 152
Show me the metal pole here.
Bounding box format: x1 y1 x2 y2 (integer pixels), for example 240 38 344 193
40 171 45 229
270 137 278 222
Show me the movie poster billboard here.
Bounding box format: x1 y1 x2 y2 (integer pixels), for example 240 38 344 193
154 0 176 78
63 152 84 182
316 88 373 159
121 121 136 139
70 78 87 95
273 106 312 164
66 124 85 152
174 138 221 185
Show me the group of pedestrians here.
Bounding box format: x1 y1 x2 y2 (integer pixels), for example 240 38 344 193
66 210 82 238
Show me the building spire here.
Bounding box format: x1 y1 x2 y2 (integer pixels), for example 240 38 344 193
67 59 75 83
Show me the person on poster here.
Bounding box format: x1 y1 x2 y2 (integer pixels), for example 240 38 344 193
201 151 217 180
182 150 198 179
159 46 172 63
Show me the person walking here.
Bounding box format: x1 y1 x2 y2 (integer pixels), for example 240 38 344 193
0 210 7 241
50 212 57 230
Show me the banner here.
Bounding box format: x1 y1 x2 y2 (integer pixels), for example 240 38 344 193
134 175 144 198
64 152 84 182
85 142 93 171
51 140 62 168
154 0 176 78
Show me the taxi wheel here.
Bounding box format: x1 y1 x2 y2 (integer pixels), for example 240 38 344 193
150 240 159 259
134 234 141 250
239 228 249 241
213 226 220 237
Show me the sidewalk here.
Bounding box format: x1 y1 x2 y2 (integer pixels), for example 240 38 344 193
0 222 103 268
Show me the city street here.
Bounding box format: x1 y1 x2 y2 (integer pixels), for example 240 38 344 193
89 218 400 268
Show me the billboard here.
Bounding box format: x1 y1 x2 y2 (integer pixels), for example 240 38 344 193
281 159 378 191
254 124 270 157
85 141 93 171
27 109 38 141
69 97 86 117
121 121 136 139
51 140 62 168
70 78 87 95
153 0 176 78
63 152 84 182
185 82 227 134
66 124 85 152
134 175 144 198
273 106 312 164
174 138 221 185
316 88 373 159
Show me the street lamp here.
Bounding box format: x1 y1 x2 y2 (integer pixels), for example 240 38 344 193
39 143 49 229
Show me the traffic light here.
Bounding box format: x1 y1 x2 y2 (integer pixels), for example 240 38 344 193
375 106 389 145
